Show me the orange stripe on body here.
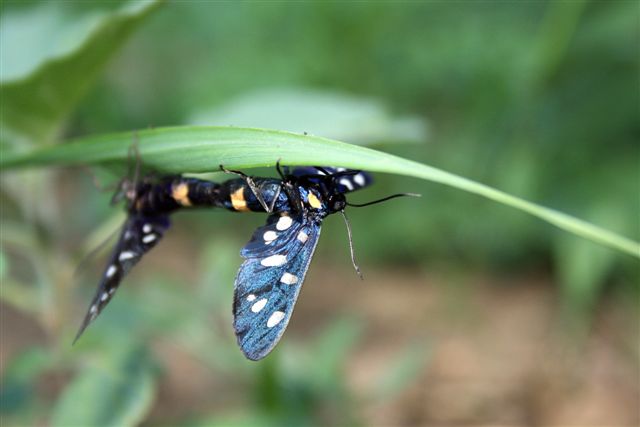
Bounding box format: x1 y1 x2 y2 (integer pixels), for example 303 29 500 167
231 187 250 212
172 183 192 206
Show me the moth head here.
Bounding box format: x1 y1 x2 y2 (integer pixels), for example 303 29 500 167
327 192 346 213
110 177 138 206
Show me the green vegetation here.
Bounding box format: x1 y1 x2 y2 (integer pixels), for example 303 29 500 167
1 1 638 425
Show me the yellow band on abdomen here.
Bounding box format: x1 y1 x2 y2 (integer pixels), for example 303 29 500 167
231 187 250 211
172 183 192 206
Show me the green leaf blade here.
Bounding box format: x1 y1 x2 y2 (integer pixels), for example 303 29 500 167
2 126 638 259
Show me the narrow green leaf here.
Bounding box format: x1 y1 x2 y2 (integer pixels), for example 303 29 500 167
554 202 624 313
0 0 162 146
1 126 638 258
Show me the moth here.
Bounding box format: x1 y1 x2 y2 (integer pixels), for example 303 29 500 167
76 162 415 360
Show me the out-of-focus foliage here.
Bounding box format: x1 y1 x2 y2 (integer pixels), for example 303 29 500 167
0 0 162 147
190 88 429 144
51 344 155 427
1 1 638 426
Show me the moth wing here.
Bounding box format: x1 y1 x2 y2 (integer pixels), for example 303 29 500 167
233 214 321 360
291 167 372 193
333 170 372 193
74 214 169 342
240 212 302 258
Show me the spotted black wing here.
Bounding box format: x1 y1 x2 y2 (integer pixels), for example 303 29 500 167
233 212 321 360
74 214 169 342
291 166 372 193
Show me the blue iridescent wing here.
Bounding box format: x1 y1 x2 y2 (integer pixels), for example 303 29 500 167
291 167 372 193
233 212 321 360
74 214 169 342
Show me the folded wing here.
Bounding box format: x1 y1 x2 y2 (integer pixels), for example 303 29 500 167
74 214 169 342
233 212 321 360
291 166 372 193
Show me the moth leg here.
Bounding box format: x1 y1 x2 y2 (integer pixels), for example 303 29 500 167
128 137 142 190
80 165 119 193
275 159 290 180
268 185 282 213
272 160 306 213
219 165 272 212
111 139 144 206
282 181 304 214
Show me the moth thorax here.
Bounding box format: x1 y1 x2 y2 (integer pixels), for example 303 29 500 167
307 191 322 209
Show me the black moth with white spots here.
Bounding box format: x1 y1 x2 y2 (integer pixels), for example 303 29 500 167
75 173 228 341
76 164 412 361
74 215 169 341
231 166 374 360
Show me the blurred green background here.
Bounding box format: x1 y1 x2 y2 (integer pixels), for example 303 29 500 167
1 1 638 425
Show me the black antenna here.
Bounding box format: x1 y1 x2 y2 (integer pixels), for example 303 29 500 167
340 210 363 280
347 192 421 208
341 192 419 279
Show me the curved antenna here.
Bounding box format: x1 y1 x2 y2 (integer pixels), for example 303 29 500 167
341 210 363 280
347 192 421 208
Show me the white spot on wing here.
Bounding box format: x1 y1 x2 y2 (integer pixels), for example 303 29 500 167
143 224 152 234
336 167 346 172
247 294 256 302
119 251 136 261
276 215 293 231
263 230 277 243
142 234 157 244
251 298 268 313
354 173 366 186
100 293 109 302
106 265 117 278
89 305 97 314
267 311 285 328
339 178 354 191
280 272 298 285
260 254 287 267
297 230 308 243
109 288 116 295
